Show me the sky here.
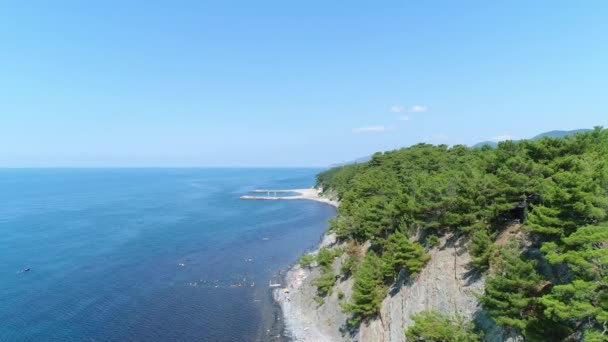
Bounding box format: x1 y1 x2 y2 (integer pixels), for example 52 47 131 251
1 1 607 167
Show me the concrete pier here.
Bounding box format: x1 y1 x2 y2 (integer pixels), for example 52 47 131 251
239 188 339 208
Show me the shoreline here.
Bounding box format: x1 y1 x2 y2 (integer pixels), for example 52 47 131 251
273 233 340 342
248 188 340 341
241 188 339 209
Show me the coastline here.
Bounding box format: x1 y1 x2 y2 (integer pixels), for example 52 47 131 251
273 233 342 342
240 188 339 209
245 188 340 341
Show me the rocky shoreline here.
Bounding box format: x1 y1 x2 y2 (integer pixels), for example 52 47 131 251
252 188 340 342
273 233 340 341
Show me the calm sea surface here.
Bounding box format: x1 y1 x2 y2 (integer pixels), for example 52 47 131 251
0 168 335 341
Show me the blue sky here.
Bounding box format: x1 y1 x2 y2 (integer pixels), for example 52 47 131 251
1 1 607 167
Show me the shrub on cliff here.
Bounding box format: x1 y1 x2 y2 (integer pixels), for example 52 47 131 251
342 251 386 325
405 310 479 342
381 230 430 281
469 229 493 270
313 271 336 298
340 254 358 277
299 254 314 268
479 243 544 334
316 247 342 271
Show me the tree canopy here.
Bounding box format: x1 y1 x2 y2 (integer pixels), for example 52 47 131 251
316 127 608 339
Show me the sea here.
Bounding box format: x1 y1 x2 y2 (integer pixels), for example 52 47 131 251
0 168 336 342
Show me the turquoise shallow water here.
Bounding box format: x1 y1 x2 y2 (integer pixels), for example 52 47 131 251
0 168 335 342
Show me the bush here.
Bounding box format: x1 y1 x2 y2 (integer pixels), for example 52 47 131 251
342 251 386 325
405 310 479 341
427 234 440 248
381 231 430 281
340 255 359 276
314 271 336 298
299 254 315 268
479 243 543 333
316 247 337 268
469 229 493 270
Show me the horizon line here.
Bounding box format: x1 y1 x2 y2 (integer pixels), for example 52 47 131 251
0 166 331 169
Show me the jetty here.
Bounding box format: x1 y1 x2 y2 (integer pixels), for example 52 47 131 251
269 280 282 288
240 188 339 208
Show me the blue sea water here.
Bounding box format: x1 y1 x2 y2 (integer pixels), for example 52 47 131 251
0 168 335 342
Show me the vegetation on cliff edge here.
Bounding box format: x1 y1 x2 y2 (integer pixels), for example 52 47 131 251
316 127 608 340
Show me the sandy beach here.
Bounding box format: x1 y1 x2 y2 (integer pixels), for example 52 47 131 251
240 188 339 208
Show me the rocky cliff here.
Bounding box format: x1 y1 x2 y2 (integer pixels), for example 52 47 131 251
278 234 523 341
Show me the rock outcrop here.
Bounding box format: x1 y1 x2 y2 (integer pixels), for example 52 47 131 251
279 234 522 341
357 234 486 341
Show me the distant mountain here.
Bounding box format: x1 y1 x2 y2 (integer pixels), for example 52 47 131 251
472 129 590 148
531 129 590 140
332 129 591 167
472 140 499 148
329 155 371 167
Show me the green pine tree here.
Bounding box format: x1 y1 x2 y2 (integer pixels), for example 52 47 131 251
343 251 386 325
405 310 479 342
381 231 430 281
479 243 544 333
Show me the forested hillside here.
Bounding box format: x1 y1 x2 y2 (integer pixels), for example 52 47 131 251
316 127 608 341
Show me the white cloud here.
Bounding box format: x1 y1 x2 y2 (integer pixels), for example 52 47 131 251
398 115 410 121
352 126 392 133
492 134 517 142
390 105 404 113
411 105 428 113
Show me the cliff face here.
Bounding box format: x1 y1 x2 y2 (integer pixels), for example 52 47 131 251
357 234 524 342
358 234 487 341
279 234 523 341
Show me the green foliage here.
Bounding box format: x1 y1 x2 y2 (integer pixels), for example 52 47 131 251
317 127 608 337
479 243 543 333
539 224 608 337
337 290 345 300
381 231 430 281
299 254 314 268
340 254 358 276
312 247 343 298
469 229 493 270
316 247 335 269
543 225 608 279
540 280 606 321
343 251 386 325
583 329 608 342
405 310 479 342
316 164 361 199
426 234 440 248
313 271 336 298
